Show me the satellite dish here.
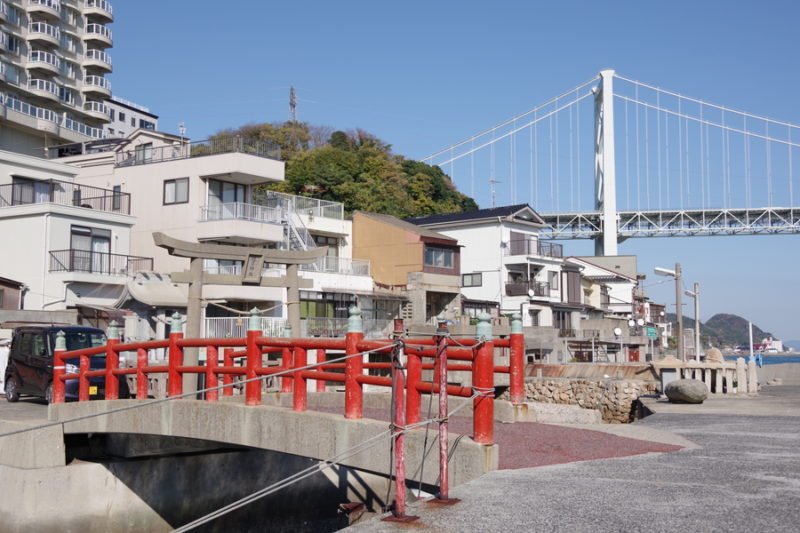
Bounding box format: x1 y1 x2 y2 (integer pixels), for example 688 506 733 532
613 327 622 336
637 318 645 326
528 289 535 298
628 319 635 327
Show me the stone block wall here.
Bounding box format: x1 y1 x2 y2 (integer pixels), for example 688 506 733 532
515 378 660 423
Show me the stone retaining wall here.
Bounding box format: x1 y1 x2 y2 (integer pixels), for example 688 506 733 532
517 378 660 423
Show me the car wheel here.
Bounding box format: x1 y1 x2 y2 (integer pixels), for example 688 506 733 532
45 383 54 404
5 377 20 403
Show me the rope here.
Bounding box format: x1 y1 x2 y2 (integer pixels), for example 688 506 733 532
0 341 401 440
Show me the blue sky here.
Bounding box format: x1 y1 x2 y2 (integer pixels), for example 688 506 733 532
109 1 800 342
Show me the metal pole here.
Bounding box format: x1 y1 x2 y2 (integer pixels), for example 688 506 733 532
693 282 701 360
675 263 684 361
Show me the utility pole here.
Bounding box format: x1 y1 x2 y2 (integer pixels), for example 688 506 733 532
684 282 701 360
675 263 684 361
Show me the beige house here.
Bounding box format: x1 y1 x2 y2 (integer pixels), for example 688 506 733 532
352 211 461 325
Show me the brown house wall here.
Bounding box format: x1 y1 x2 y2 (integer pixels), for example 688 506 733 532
352 213 424 286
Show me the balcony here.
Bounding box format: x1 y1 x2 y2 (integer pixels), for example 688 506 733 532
1 93 105 139
49 249 153 276
204 316 286 339
83 48 112 71
83 0 112 22
0 2 8 22
27 0 61 19
257 190 344 220
82 74 111 96
505 280 550 298
0 178 130 214
27 50 60 74
300 256 371 277
83 100 110 120
27 22 61 46
28 78 60 101
505 239 563 258
116 136 281 167
198 202 284 244
83 23 112 46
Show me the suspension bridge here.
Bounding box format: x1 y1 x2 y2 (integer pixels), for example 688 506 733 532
422 70 800 255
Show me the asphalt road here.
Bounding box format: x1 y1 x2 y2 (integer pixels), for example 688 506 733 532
347 386 800 533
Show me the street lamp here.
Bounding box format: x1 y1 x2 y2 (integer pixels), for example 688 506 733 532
684 283 701 361
655 263 684 361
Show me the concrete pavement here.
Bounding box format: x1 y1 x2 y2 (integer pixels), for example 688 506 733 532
347 385 800 532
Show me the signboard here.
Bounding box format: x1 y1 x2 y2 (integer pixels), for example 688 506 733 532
646 326 658 339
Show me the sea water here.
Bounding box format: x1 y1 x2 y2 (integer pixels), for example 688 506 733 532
724 355 800 365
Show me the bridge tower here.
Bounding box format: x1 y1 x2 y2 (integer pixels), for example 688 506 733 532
594 69 618 256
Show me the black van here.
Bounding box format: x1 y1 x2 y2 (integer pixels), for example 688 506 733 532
4 325 127 403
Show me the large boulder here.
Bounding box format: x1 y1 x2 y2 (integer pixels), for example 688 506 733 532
664 379 708 404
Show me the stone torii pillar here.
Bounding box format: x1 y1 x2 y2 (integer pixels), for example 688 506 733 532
153 232 326 392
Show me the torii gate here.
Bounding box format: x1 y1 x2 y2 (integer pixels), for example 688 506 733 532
153 232 326 390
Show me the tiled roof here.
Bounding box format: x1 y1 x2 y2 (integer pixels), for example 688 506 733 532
406 204 544 226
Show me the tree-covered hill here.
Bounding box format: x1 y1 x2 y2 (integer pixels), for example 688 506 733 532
666 312 774 348
209 121 478 218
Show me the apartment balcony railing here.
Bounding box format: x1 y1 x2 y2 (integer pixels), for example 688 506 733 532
115 136 281 168
28 78 59 97
29 0 61 11
505 239 563 258
0 93 105 138
505 280 550 297
0 2 8 19
29 50 60 69
84 48 112 66
0 178 130 213
84 23 112 40
83 100 109 116
85 0 112 16
199 202 282 225
254 189 344 220
300 256 370 277
205 316 286 339
84 74 111 90
49 249 153 276
28 22 60 40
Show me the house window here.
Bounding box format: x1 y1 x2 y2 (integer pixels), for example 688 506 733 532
70 225 111 274
548 271 559 291
118 112 126 123
208 179 245 207
134 142 152 163
109 109 115 121
7 35 21 55
163 178 189 205
131 117 135 126
424 246 453 268
462 273 482 287
554 310 571 331
313 235 339 259
112 185 121 211
139 119 155 130
529 309 540 327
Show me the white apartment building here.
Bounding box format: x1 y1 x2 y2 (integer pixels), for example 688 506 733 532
50 131 373 338
408 204 582 330
104 96 156 138
0 148 142 317
0 0 113 156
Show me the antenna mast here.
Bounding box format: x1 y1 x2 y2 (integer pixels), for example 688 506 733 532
289 87 297 122
489 177 501 208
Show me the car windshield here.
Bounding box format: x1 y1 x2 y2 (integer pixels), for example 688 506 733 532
48 330 107 354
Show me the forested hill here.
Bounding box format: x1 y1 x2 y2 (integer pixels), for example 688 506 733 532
666 312 775 347
209 121 478 218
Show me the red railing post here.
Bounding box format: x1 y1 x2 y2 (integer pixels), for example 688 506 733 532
345 307 364 419
105 321 120 400
315 349 327 392
52 330 66 403
293 347 307 411
383 334 418 523
136 348 148 399
281 324 294 394
245 308 262 406
473 313 494 445
223 348 234 397
79 350 90 402
167 312 184 398
509 312 525 405
206 345 219 402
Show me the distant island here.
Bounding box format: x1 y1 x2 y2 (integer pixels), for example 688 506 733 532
666 312 776 349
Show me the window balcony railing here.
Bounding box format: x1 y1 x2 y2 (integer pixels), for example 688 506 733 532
205 316 286 339
29 0 61 11
0 2 8 19
85 0 112 16
84 23 112 40
255 189 344 220
29 50 60 68
505 280 550 297
199 202 283 225
28 21 60 39
115 136 281 168
84 48 111 65
84 74 111 90
83 100 109 116
0 178 130 213
49 249 153 276
300 256 371 277
505 239 563 258
28 78 59 96
1 93 105 138
301 317 392 339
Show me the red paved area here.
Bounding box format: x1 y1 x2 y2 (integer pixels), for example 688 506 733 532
312 405 684 470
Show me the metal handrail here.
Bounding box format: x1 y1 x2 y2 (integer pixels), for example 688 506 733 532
29 21 60 38
49 249 152 275
85 23 112 39
115 136 280 167
0 179 130 213
199 202 282 224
